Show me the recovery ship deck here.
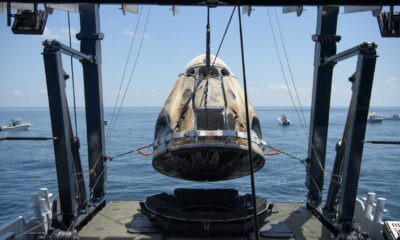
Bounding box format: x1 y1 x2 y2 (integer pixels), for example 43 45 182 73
79 201 333 240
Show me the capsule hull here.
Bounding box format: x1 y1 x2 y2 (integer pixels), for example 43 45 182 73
153 55 265 181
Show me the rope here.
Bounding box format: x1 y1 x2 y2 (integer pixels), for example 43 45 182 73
88 143 153 198
267 9 329 189
266 8 307 134
263 151 280 156
67 12 78 137
211 6 236 69
106 144 153 161
273 8 308 129
107 6 151 142
237 6 259 240
265 144 306 165
106 6 143 141
85 7 151 197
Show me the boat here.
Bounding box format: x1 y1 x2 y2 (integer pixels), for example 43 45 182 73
278 114 291 126
385 113 400 121
0 119 31 131
368 112 384 123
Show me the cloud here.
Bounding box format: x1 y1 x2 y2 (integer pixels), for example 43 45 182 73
42 27 79 44
66 90 83 96
385 77 399 89
39 89 47 95
12 89 23 96
122 30 148 39
0 31 10 37
266 84 288 92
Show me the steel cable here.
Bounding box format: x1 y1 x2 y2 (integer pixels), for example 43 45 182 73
237 6 259 240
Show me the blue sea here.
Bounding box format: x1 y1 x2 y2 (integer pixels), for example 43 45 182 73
0 107 399 226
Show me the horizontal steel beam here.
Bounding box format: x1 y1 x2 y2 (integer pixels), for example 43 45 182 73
43 40 93 63
363 140 400 144
0 136 57 141
1 0 399 6
324 42 377 65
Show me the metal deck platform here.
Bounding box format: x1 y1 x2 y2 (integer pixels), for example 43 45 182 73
79 201 334 240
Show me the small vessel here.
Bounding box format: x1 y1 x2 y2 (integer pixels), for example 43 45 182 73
385 113 400 121
278 114 291 126
0 119 31 131
367 112 384 123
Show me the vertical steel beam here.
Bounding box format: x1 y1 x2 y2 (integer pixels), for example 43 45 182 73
76 4 106 201
325 106 351 214
306 6 340 206
42 41 77 227
338 43 377 225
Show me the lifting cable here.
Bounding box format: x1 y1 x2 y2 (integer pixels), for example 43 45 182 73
79 7 151 201
204 7 210 128
273 8 308 129
266 8 307 134
106 6 143 140
67 12 78 136
107 7 151 142
84 143 153 198
211 6 236 68
237 6 259 240
106 143 153 161
264 144 306 165
266 8 326 195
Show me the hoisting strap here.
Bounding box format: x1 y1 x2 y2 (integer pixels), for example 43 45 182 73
237 5 259 240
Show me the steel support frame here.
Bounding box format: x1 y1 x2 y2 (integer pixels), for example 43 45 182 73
42 41 78 227
76 4 106 201
337 43 377 228
306 5 339 206
306 43 378 238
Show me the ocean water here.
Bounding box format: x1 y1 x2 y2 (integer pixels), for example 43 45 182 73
0 107 399 226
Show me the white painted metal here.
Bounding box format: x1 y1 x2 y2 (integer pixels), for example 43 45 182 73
0 188 54 240
344 6 382 16
10 3 34 11
122 4 139 15
282 6 303 16
355 192 387 240
46 4 80 13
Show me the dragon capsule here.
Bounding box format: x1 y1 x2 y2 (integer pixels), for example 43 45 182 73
153 54 266 181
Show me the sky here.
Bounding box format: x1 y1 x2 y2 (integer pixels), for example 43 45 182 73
0 5 399 108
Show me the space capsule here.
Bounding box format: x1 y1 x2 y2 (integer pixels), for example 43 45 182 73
152 54 265 181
